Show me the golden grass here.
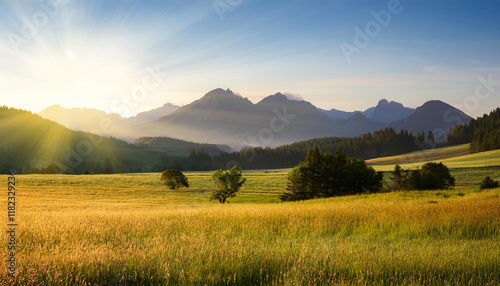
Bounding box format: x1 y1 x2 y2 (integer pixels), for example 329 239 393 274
0 172 499 285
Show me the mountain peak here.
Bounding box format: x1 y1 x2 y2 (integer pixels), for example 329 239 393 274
376 99 405 109
369 99 415 124
204 88 234 98
258 93 289 104
389 100 471 137
416 100 453 114
377 99 389 106
347 112 369 123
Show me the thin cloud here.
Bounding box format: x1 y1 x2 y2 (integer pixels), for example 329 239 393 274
282 92 304 101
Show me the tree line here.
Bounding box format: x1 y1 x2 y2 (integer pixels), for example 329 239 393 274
212 127 437 170
280 147 383 201
447 107 500 152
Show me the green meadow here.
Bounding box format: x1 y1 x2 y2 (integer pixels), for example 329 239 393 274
1 147 499 285
367 144 500 171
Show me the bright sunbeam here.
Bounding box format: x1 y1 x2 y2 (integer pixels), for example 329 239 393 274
0 0 213 114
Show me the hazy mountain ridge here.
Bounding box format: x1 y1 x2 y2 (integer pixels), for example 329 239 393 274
128 103 180 125
369 99 415 123
319 108 359 121
38 103 180 134
389 100 472 136
37 88 472 147
320 99 415 124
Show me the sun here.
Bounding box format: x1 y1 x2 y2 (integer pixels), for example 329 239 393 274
15 37 143 112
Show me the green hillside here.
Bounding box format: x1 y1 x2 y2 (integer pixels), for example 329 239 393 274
370 146 500 172
136 136 230 157
366 144 471 165
0 107 197 173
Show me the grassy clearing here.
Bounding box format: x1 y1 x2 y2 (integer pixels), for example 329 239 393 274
371 147 500 172
366 144 471 165
0 166 499 285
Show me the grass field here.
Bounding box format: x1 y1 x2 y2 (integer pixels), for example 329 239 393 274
1 149 499 285
366 144 471 166
369 145 500 172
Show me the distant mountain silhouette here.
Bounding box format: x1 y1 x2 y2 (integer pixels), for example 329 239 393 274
38 105 129 131
128 103 180 125
319 108 359 121
39 103 179 140
344 112 386 135
320 99 414 124
369 99 415 123
254 93 348 143
140 88 257 144
139 89 351 146
389 100 471 137
37 89 472 147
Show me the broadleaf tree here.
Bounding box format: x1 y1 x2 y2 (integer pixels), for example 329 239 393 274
161 169 189 190
210 166 246 204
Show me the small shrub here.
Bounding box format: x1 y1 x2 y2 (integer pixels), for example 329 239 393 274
436 192 450 199
480 176 499 189
161 169 189 190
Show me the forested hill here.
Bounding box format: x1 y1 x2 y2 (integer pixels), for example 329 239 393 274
447 107 500 152
0 106 136 173
0 106 234 174
213 128 435 170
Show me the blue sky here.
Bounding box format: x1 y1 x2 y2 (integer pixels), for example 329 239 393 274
0 0 499 118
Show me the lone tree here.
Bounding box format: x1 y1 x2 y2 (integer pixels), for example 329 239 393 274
280 147 383 201
210 166 246 204
161 169 189 190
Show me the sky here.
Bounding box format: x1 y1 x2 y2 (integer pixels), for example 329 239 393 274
0 0 499 118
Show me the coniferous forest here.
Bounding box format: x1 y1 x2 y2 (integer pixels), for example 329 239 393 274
447 108 500 152
213 128 436 170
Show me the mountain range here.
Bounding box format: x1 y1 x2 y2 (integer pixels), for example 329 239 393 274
38 88 472 148
319 99 415 123
38 102 181 134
